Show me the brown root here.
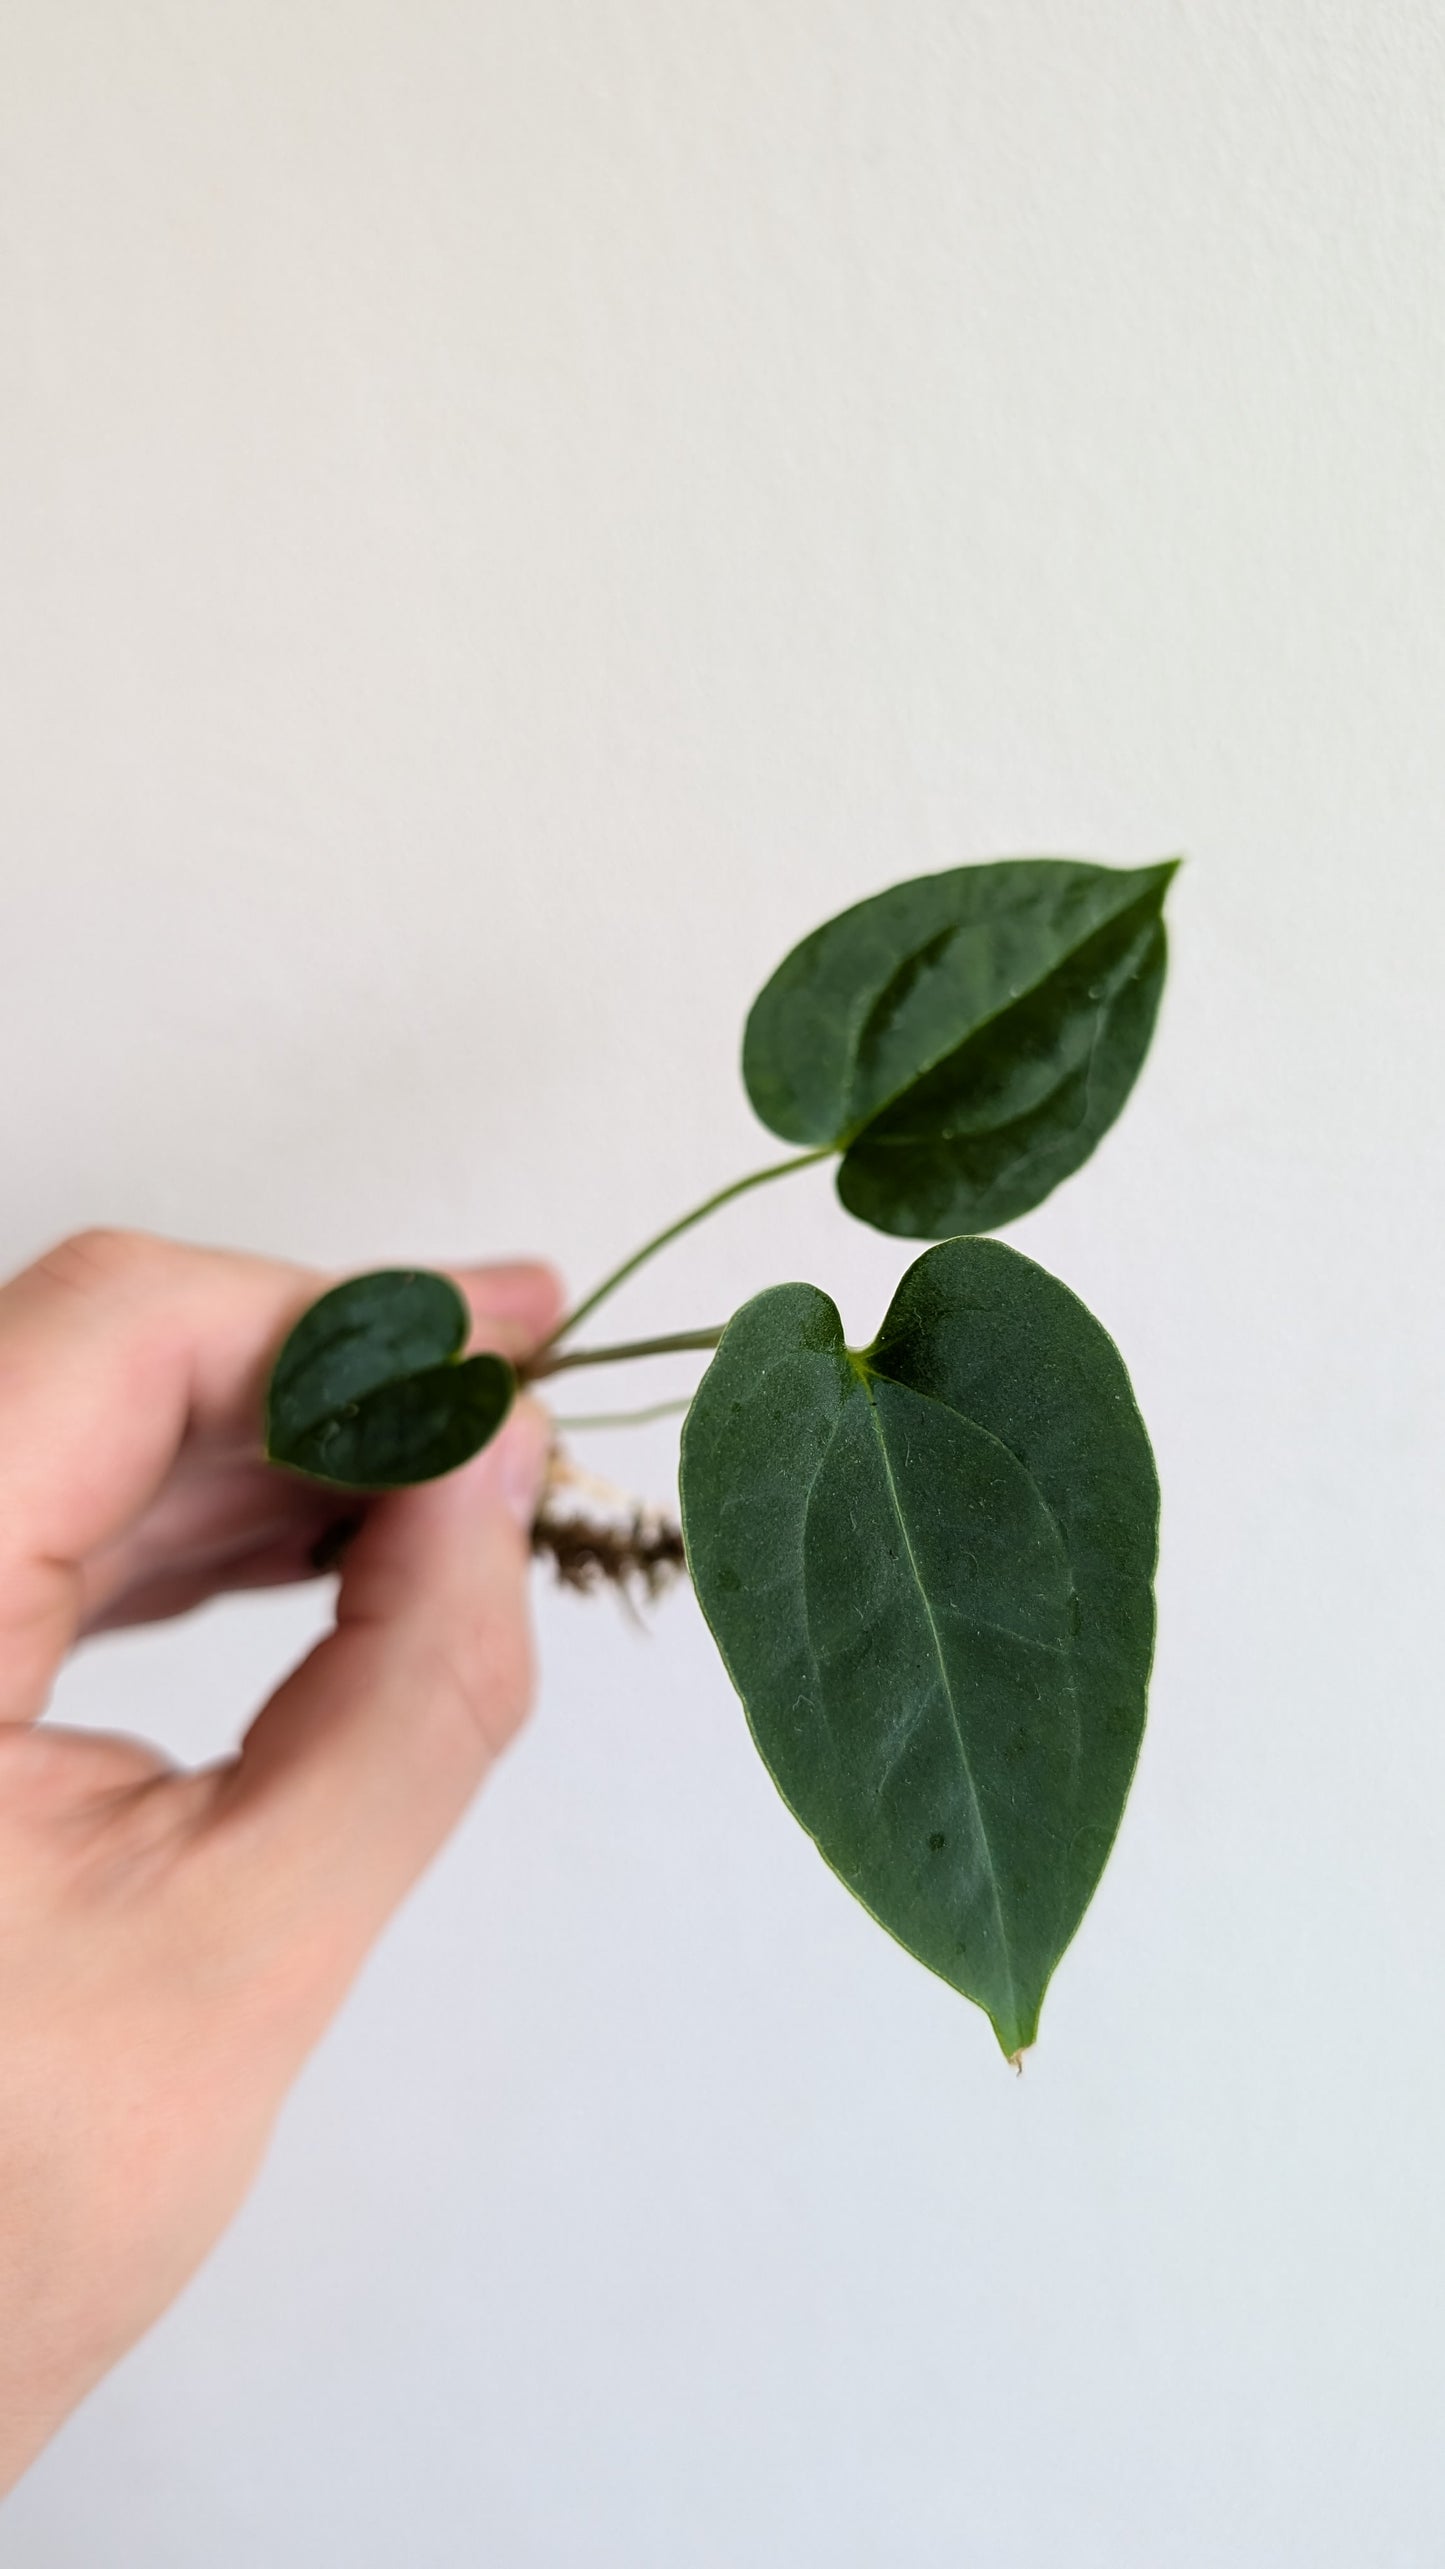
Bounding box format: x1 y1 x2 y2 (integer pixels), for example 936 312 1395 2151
531 1441 688 1605
304 1439 689 1610
531 1506 687 1599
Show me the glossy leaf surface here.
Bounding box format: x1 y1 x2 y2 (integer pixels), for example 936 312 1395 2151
680 1238 1158 2055
742 856 1177 1235
266 1269 514 1489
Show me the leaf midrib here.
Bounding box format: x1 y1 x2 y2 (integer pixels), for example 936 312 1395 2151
855 1371 1020 2036
853 915 1157 1162
837 877 1168 1148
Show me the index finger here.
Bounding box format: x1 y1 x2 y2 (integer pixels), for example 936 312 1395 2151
0 1229 561 1723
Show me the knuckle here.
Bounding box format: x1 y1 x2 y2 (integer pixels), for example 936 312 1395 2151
34 1226 161 1299
0 1724 51 1824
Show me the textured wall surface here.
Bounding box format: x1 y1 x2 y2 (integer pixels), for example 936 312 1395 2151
2 6 1443 2562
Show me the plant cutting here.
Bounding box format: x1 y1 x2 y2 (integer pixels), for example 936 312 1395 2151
265 857 1177 2060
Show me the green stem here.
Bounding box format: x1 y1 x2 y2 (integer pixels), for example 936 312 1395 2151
549 1396 693 1431
540 1147 831 1350
527 1327 726 1382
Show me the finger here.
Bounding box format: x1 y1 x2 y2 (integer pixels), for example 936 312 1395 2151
0 1233 324 1721
75 1461 338 1629
207 1401 550 1976
81 1531 341 1634
82 1245 567 1633
0 1232 562 1721
448 1260 564 1363
72 1258 563 1639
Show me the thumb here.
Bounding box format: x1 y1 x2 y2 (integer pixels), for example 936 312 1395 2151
216 1401 550 1960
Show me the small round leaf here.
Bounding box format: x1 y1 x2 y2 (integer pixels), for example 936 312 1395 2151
266 1269 515 1490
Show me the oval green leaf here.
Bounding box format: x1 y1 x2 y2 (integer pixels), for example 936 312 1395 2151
266 1269 515 1489
742 856 1178 1236
679 1237 1158 2056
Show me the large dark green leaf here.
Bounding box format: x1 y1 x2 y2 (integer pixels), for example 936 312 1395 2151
742 856 1177 1235
679 1237 1158 2056
266 1269 514 1489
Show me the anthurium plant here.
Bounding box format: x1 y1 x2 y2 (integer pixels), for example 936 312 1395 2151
266 857 1177 2059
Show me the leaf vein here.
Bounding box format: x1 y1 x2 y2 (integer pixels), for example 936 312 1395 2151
857 1383 1021 2036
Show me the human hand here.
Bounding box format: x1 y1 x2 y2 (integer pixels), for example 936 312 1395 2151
0 1229 561 2493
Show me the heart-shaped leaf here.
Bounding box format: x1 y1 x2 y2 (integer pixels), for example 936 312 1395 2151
742 856 1178 1236
679 1237 1158 2056
266 1269 514 1489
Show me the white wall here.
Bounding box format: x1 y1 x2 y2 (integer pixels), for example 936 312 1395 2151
3 5 1443 2561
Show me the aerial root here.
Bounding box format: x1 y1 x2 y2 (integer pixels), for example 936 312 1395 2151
531 1445 688 1605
